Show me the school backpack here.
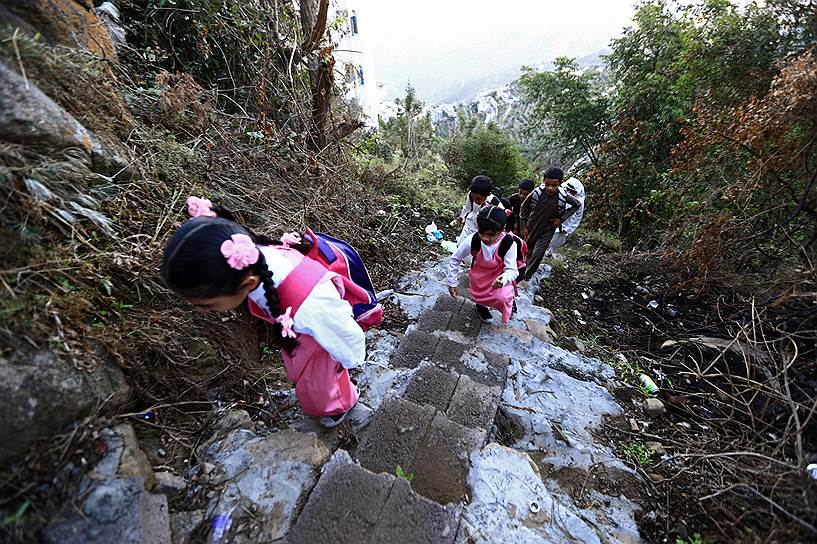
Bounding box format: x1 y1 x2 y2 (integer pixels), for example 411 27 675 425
470 232 528 281
248 228 383 332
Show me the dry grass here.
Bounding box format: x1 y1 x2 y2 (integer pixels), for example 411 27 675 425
0 28 452 540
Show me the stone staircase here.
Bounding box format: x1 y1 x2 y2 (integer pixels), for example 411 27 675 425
287 295 508 543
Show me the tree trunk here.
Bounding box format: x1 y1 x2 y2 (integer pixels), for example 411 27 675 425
299 0 331 150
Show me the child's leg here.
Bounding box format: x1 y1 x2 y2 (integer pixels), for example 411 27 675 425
284 336 358 417
524 234 552 280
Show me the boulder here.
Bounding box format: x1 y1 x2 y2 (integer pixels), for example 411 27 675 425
197 428 331 543
0 61 129 177
45 477 172 544
525 319 556 343
0 347 129 465
1 0 117 59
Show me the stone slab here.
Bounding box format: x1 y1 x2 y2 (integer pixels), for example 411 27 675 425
404 363 459 413
415 310 453 333
289 450 461 544
448 298 483 338
286 450 393 543
392 331 441 369
356 392 436 478
371 479 459 544
445 374 502 431
410 412 486 505
432 337 508 388
431 296 465 313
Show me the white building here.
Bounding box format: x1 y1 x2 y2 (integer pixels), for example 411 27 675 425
331 0 383 125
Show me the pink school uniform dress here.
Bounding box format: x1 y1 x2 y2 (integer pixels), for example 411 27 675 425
447 231 519 323
246 246 362 417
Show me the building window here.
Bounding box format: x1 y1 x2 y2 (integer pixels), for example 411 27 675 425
350 12 359 34
358 67 365 86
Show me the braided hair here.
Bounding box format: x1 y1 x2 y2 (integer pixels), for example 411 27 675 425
476 205 509 233
160 207 309 352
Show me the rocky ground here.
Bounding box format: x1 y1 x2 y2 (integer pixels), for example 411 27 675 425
35 244 654 544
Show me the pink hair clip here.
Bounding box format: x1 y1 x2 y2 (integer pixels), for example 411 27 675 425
280 232 302 247
275 307 296 338
220 234 259 269
187 196 217 218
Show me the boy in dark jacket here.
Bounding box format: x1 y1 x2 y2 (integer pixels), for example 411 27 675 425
519 167 580 281
507 178 534 234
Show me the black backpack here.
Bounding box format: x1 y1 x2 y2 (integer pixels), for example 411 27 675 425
470 232 528 280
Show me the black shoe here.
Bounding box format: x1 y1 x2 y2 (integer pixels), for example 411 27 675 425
475 305 493 323
512 300 518 315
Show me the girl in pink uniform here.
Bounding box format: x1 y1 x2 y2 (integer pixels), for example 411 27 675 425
160 198 368 428
447 206 519 324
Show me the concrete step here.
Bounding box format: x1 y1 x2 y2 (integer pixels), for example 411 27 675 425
392 330 508 388
355 392 486 505
287 449 459 544
415 296 482 338
405 363 502 431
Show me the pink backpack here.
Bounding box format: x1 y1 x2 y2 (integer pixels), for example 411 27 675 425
247 228 383 332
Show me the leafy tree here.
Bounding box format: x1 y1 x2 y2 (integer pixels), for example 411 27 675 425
520 57 610 169
445 119 529 188
378 85 438 165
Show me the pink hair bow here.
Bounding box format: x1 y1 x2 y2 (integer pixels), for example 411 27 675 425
275 307 296 338
280 232 302 247
220 234 260 269
187 196 217 218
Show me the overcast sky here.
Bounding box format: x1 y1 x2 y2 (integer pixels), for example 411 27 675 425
358 0 638 104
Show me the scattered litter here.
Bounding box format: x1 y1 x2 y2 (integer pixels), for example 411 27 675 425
639 374 659 395
807 463 817 480
440 240 458 253
635 285 649 295
376 209 387 216
665 304 679 317
529 500 540 513
693 405 718 420
375 289 395 301
647 300 659 310
140 411 155 422
615 353 628 364
424 223 444 244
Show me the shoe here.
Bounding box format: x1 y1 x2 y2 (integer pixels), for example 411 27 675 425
512 300 518 315
318 410 351 428
475 305 493 323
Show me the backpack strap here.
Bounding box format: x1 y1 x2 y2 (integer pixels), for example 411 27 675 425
498 234 515 260
303 227 338 265
470 232 481 256
276 255 330 315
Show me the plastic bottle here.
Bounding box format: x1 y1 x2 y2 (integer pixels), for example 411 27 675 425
639 374 659 395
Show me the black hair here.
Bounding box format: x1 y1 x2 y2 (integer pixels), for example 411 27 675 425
543 167 564 181
518 179 534 191
160 208 308 351
469 175 493 197
476 205 508 233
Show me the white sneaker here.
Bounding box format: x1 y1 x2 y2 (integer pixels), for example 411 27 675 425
318 409 351 428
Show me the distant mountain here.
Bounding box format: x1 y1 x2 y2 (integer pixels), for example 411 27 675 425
425 50 608 168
